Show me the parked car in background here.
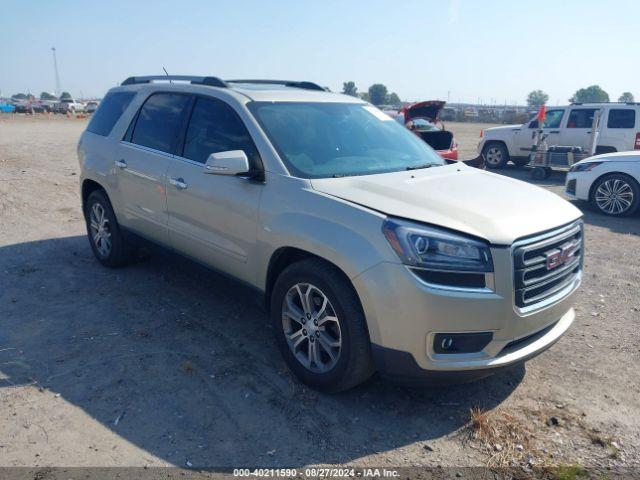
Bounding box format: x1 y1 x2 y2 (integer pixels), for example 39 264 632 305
78 75 583 391
401 101 458 160
55 97 85 113
85 101 99 114
565 151 640 216
479 102 640 169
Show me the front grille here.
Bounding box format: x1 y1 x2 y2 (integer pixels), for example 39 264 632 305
513 221 583 308
566 179 576 195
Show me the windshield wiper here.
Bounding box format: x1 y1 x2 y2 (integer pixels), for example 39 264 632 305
406 163 439 171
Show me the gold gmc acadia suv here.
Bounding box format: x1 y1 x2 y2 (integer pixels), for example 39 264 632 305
78 75 583 391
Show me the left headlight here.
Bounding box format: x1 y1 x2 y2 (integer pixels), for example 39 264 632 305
569 161 602 173
382 219 493 273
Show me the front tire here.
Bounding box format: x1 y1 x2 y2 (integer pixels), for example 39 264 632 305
84 190 134 267
590 173 640 216
270 258 374 392
482 142 510 169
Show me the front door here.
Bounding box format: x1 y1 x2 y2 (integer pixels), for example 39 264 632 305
166 96 263 284
513 108 566 154
115 92 192 245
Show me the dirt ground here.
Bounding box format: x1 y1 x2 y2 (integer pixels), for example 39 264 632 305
0 115 639 473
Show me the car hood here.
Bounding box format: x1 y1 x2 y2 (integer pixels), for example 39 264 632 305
310 163 581 245
485 124 523 133
578 150 640 164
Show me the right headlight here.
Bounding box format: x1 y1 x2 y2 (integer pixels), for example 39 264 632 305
382 219 493 273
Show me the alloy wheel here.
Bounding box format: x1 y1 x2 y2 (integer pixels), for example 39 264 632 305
89 203 112 257
485 146 503 166
281 283 342 373
595 178 634 215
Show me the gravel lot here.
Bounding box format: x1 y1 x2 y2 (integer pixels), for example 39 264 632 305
0 115 639 472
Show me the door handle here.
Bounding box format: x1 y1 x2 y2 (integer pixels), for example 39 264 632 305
549 130 560 134
114 159 128 169
169 177 188 190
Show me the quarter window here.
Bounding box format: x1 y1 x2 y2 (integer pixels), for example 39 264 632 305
86 91 135 136
567 109 597 129
182 97 259 165
130 93 191 153
607 109 636 129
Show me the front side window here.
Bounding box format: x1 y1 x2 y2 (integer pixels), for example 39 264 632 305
543 109 564 128
567 108 597 129
247 102 445 178
86 91 135 136
608 109 636 129
182 97 259 165
130 93 191 153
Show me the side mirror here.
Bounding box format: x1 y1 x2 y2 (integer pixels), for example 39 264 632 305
203 150 250 176
529 119 539 129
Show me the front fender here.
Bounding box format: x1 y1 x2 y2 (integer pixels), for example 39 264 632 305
255 174 394 290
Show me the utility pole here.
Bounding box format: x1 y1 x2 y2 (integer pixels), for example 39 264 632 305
51 47 61 97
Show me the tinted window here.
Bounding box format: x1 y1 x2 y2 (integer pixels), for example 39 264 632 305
131 93 191 153
608 109 636 129
182 97 259 165
86 91 135 136
567 109 596 128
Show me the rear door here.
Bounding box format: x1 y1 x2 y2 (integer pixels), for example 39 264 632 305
601 107 637 151
165 96 263 284
116 92 191 244
560 107 599 150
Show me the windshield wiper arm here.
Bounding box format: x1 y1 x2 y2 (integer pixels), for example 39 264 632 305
406 163 439 171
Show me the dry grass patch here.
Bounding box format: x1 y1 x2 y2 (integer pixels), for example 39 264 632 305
467 406 539 468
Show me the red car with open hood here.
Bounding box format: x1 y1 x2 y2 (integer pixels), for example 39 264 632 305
401 100 458 160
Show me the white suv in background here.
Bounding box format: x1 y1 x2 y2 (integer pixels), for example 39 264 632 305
479 103 640 168
78 75 583 391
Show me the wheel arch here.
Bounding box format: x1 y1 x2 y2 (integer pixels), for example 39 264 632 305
81 178 107 211
264 247 364 315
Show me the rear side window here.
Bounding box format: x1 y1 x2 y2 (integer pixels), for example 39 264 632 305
86 91 135 136
182 97 259 165
567 109 596 128
607 109 636 129
131 93 191 153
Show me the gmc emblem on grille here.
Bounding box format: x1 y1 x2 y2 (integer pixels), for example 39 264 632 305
545 240 579 270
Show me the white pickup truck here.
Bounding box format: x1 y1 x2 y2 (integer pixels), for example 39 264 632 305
478 103 640 168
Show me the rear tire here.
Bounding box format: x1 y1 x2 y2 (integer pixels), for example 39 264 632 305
590 173 640 216
84 190 134 267
482 142 509 169
270 258 374 392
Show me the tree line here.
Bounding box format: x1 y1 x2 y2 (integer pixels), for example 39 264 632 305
527 86 634 108
341 81 401 106
8 92 72 101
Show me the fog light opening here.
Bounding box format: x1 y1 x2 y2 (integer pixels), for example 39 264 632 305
433 332 493 354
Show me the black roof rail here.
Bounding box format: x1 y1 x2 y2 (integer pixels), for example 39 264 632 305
121 75 227 88
570 101 639 106
226 79 326 91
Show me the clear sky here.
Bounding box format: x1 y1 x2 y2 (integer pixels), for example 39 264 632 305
1 0 637 104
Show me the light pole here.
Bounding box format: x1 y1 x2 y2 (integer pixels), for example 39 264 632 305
51 47 61 97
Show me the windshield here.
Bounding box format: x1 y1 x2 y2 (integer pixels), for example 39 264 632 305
248 102 445 178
